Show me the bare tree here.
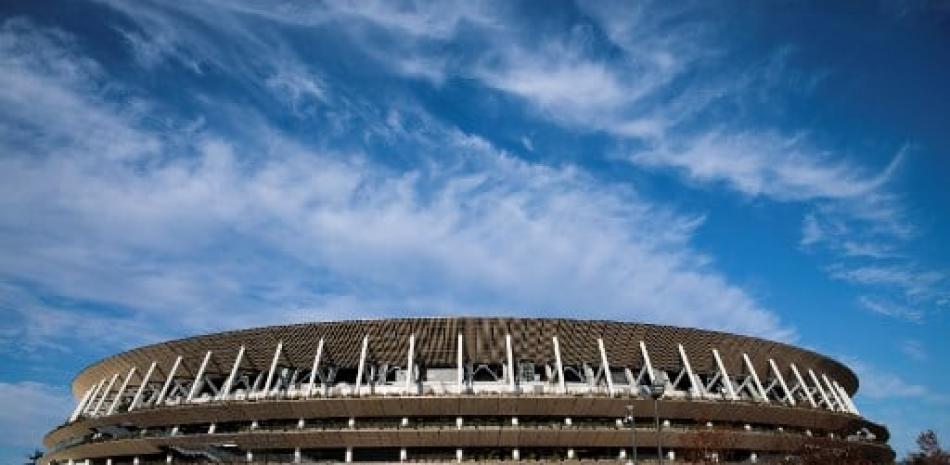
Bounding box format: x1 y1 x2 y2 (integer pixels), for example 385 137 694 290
902 430 950 465
24 450 43 465
792 436 877 465
681 428 740 464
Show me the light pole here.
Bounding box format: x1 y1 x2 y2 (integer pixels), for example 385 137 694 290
626 404 637 465
650 378 666 465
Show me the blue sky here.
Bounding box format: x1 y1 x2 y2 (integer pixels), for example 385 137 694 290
0 0 948 462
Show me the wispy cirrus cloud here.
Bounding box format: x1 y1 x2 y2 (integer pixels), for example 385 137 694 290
836 262 949 322
845 356 949 408
900 339 928 362
2 0 934 358
332 0 933 315
0 19 160 161
0 382 72 459
265 63 327 115
828 352 949 453
632 131 904 201
0 14 796 371
832 265 945 300
855 296 924 323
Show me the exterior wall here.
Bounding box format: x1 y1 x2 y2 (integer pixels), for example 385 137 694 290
43 318 893 464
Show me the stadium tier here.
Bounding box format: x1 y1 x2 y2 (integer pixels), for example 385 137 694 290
42 317 893 464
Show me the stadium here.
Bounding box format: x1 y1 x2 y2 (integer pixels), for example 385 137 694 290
42 317 893 464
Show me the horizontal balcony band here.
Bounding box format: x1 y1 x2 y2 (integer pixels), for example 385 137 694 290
43 427 894 463
45 395 885 449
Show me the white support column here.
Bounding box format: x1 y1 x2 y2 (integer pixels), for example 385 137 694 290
639 341 656 384
597 338 614 396
293 448 301 464
83 378 107 415
93 373 120 416
768 359 795 406
218 346 245 401
154 356 182 407
553 336 566 394
821 373 845 411
308 338 324 397
742 353 768 402
345 447 353 463
677 344 700 398
69 386 96 423
831 381 852 413
129 361 157 411
405 334 415 394
834 381 860 415
187 351 213 402
355 336 368 396
262 341 283 399
712 349 738 400
506 333 516 392
833 381 861 415
457 332 465 392
807 369 832 410
831 381 848 412
789 363 817 408
108 367 137 415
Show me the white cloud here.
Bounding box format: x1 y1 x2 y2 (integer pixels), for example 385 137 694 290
856 296 924 323
900 339 928 362
104 1 918 258
0 282 166 356
848 359 931 401
470 20 696 138
520 135 533 152
187 0 698 139
318 0 495 40
265 64 326 113
199 0 494 40
0 19 160 162
478 50 627 114
841 356 948 455
800 213 825 246
632 131 903 202
0 126 795 342
0 382 73 457
117 27 203 73
833 265 945 300
840 240 900 259
0 17 795 357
